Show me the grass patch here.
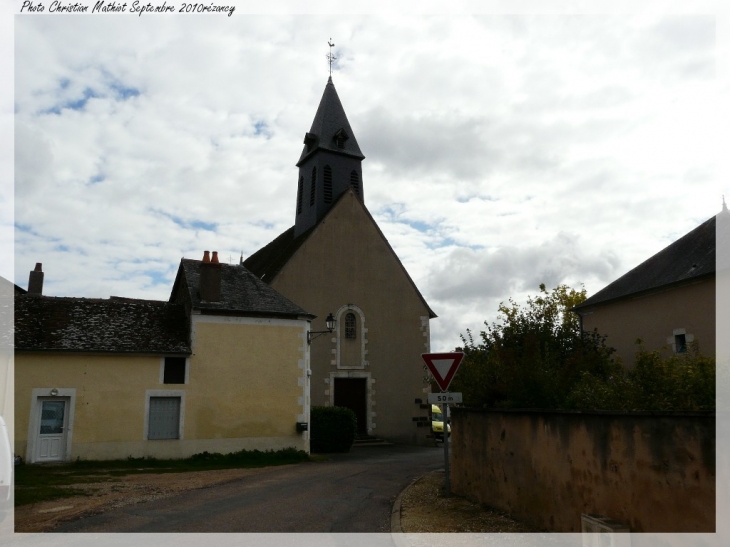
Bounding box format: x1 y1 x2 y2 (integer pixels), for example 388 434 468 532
15 447 311 507
15 486 92 507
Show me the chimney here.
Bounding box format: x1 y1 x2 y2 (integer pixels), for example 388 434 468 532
199 250 221 302
28 263 44 296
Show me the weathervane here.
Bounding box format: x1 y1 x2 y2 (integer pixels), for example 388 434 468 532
327 39 336 76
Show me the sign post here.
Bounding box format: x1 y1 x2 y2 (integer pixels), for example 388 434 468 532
422 352 464 497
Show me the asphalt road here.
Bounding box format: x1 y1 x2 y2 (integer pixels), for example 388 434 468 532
53 444 444 533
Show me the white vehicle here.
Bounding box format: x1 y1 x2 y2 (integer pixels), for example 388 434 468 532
0 415 11 523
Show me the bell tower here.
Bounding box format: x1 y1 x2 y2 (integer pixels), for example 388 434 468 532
294 77 365 237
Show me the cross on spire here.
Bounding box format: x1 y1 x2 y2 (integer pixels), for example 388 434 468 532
327 39 337 76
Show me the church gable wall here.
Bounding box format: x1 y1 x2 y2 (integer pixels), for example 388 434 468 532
271 192 432 444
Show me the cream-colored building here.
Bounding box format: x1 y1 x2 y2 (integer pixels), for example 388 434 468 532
244 77 437 444
15 254 313 463
573 208 724 365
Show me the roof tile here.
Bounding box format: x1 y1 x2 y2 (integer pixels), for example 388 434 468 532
15 296 190 354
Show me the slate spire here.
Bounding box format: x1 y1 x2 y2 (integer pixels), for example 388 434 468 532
294 77 365 237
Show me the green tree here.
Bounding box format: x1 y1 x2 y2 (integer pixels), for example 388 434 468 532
452 284 616 408
452 284 715 411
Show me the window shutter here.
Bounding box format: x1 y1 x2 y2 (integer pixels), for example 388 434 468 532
148 397 181 440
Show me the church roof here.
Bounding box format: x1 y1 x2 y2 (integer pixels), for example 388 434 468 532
297 77 365 166
574 213 720 310
171 259 313 319
14 296 191 354
244 191 437 319
242 226 314 284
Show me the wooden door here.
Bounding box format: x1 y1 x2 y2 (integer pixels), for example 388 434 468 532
333 378 367 434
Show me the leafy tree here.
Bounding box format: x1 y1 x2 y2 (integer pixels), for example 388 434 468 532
451 284 716 411
452 284 615 409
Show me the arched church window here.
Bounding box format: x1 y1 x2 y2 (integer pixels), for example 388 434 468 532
324 165 333 204
345 313 357 339
310 167 317 206
350 171 360 196
296 176 303 215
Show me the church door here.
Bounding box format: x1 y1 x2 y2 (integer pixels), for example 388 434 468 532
333 378 367 434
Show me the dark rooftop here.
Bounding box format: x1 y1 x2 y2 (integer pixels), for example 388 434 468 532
171 259 312 318
297 77 365 166
243 226 314 284
575 213 720 310
15 296 190 354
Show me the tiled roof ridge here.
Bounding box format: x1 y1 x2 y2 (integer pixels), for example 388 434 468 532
23 295 170 305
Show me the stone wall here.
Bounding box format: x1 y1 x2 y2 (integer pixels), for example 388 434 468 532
450 408 715 532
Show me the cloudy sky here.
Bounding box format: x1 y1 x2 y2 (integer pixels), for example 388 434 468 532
5 2 727 352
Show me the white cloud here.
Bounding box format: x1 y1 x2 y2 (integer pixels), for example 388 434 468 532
11 12 724 352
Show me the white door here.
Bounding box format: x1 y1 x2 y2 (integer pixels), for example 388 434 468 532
35 398 69 462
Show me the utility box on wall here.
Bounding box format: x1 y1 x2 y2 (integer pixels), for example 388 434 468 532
581 514 630 547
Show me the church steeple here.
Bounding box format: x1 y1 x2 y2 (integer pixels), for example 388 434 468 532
294 77 365 237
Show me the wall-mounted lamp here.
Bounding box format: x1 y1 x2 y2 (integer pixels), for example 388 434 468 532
307 313 336 344
50 388 58 396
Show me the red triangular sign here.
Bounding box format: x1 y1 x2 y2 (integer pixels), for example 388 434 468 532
422 352 464 392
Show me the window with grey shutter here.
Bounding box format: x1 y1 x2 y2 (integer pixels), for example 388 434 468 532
148 397 181 440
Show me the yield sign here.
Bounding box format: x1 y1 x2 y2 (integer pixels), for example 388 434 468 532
422 352 464 392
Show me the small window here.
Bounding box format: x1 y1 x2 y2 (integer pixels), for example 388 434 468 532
345 313 356 339
148 397 181 440
296 176 303 215
335 128 348 148
324 165 333 204
675 334 687 353
350 171 360 196
164 357 186 384
310 167 317 206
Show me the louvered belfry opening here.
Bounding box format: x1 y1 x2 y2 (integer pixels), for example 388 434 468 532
324 165 333 204
350 171 360 197
296 176 303 215
310 166 317 206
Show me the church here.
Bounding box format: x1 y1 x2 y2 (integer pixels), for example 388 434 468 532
244 76 437 445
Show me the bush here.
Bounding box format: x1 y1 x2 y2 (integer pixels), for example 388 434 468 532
453 284 616 409
567 341 716 411
310 406 356 453
454 284 716 412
